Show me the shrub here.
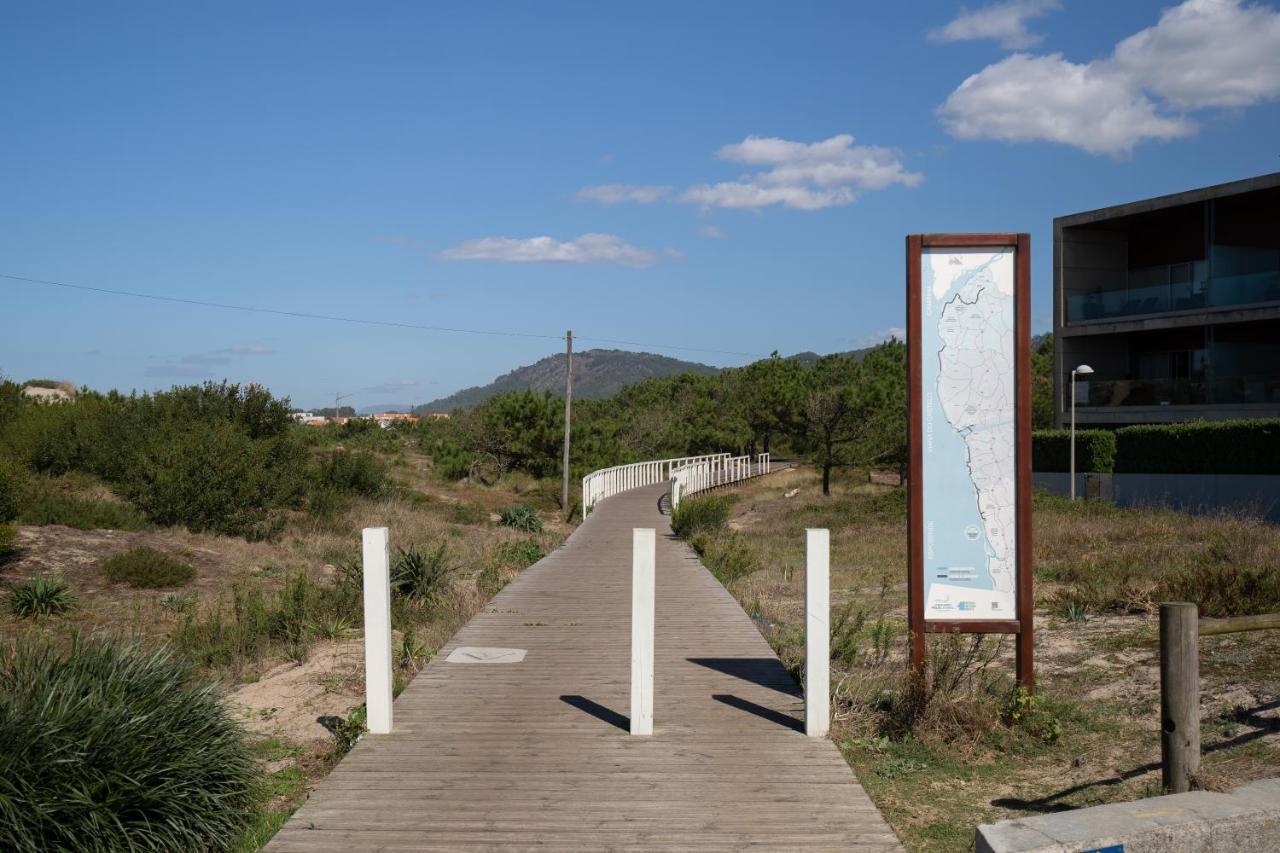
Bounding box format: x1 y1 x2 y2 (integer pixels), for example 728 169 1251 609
499 504 543 533
0 635 256 851
6 577 75 619
0 463 16 523
1031 429 1116 473
391 543 454 602
1158 563 1280 618
122 420 306 539
0 523 16 558
1115 418 1280 475
18 481 148 530
313 449 388 498
102 546 196 588
443 500 488 526
692 531 759 585
494 539 544 569
671 494 734 539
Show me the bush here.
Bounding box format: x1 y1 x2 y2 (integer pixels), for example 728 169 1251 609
102 546 196 588
1158 563 1280 618
499 504 543 533
671 495 734 539
391 543 453 602
1031 429 1116 473
6 577 75 619
691 531 759 585
122 420 306 539
0 635 257 851
494 539 544 569
18 476 148 531
0 523 16 558
1115 418 1280 474
0 463 16 523
313 449 388 499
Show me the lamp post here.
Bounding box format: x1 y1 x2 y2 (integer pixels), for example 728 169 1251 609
1070 364 1094 500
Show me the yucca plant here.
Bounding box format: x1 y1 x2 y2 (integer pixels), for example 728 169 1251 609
0 634 257 851
498 504 543 533
6 577 75 619
390 543 453 602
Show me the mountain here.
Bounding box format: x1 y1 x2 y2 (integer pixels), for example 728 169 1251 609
356 404 415 414
413 349 720 414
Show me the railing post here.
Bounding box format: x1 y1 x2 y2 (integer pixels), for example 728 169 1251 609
631 528 656 736
362 527 393 734
805 529 830 737
1160 602 1200 793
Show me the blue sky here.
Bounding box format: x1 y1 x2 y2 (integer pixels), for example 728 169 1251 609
3 0 1279 409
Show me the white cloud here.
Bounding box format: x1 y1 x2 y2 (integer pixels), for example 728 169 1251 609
1112 0 1280 109
697 225 725 239
928 0 1060 49
940 53 1195 155
576 184 673 204
438 233 671 267
681 134 922 211
938 0 1280 156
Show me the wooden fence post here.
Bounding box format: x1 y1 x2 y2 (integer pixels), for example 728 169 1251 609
362 527 393 734
631 528 656 736
805 529 830 737
1160 601 1199 793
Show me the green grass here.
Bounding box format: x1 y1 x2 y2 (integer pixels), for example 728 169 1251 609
229 738 308 853
102 546 197 588
6 576 75 619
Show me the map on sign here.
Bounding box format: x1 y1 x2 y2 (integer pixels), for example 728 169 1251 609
920 247 1017 621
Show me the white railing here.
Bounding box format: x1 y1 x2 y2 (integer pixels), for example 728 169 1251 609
582 454 729 515
669 452 770 509
582 452 774 515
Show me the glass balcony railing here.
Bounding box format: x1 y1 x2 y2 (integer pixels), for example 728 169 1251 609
1066 269 1280 324
1076 374 1280 407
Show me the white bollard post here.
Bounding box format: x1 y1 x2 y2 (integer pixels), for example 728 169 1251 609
362 527 393 734
805 528 830 738
631 528 656 736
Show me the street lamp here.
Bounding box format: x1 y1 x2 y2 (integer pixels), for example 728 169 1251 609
1070 364 1094 500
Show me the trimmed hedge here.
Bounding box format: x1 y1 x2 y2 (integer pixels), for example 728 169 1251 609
1115 419 1280 475
1031 429 1116 473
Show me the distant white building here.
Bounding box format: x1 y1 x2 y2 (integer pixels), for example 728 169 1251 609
291 411 327 425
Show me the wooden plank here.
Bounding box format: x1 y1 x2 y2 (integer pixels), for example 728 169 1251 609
265 482 902 851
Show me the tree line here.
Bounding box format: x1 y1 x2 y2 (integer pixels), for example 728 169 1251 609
421 338 909 498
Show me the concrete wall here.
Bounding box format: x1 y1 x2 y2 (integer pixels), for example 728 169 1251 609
1034 471 1280 521
977 777 1280 853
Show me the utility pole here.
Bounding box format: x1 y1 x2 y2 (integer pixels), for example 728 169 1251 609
561 330 573 520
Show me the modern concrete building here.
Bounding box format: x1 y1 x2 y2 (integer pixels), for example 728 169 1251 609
1054 172 1280 427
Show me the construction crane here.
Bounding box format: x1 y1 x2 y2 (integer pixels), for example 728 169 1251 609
333 390 354 422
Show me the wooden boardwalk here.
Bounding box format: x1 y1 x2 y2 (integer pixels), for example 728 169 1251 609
266 482 902 852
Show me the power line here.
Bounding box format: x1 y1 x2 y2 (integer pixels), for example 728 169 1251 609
2 272 766 359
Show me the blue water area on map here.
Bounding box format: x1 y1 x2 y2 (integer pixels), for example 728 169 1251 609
921 253 998 594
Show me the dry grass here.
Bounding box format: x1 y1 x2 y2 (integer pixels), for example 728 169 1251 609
705 465 1280 853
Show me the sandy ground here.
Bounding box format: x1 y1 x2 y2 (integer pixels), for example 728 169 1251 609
227 639 366 745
